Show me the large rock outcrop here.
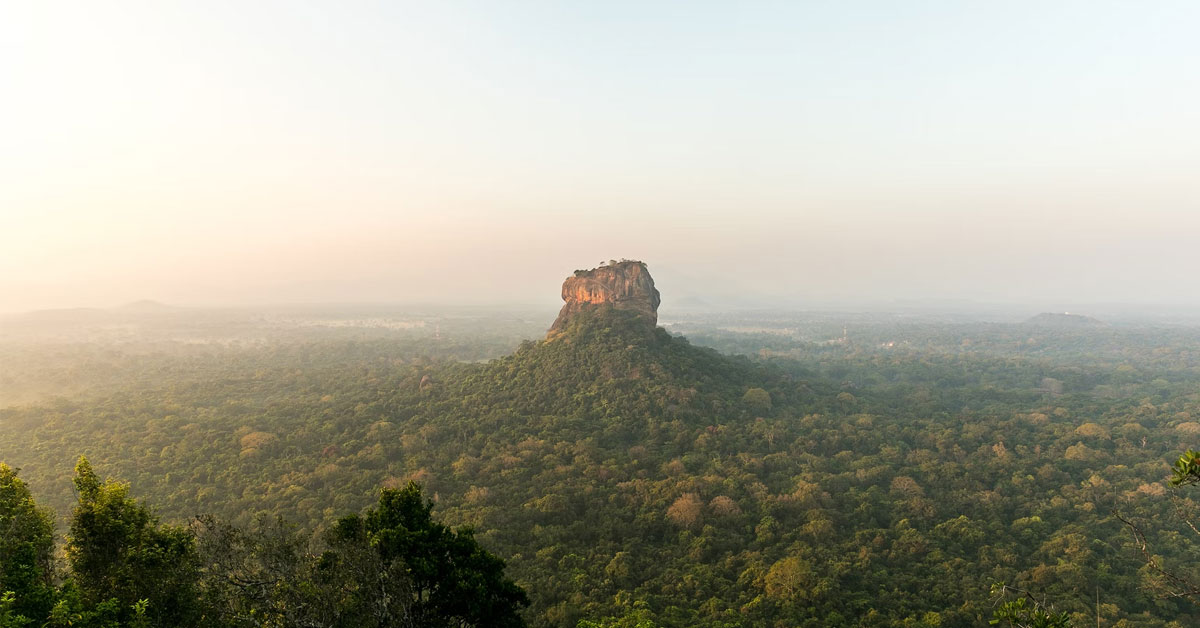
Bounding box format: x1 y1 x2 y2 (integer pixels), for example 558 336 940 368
548 261 661 335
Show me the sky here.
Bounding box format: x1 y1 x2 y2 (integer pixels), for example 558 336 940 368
2 1 1198 313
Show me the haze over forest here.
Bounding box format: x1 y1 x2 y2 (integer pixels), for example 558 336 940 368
9 5 1200 627
3 2 1200 314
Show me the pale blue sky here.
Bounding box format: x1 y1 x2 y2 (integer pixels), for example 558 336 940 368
2 1 1197 312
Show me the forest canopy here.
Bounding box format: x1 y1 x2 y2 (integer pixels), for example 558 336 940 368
2 307 1200 626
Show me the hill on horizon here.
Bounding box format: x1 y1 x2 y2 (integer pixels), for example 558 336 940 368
116 299 177 312
1023 312 1107 327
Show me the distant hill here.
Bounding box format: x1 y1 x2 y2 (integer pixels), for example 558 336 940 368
10 300 175 322
469 305 771 424
1023 312 1107 327
116 299 176 312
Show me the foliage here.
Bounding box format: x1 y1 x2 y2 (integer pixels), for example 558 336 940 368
989 584 1072 627
0 460 528 627
4 310 1200 625
0 464 56 624
193 513 385 628
741 387 771 412
44 583 150 628
67 457 202 627
576 601 662 628
1169 449 1200 487
336 481 529 627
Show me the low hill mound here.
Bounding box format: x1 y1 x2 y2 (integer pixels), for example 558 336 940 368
1024 312 1106 327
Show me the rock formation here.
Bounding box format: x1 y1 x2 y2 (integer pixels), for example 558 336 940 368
548 260 661 334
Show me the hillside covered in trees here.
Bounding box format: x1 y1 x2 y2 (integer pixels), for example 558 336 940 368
3 304 1200 627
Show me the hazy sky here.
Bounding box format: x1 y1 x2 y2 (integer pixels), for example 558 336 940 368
2 1 1198 313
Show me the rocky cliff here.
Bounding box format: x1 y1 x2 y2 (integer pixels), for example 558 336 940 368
548 261 661 335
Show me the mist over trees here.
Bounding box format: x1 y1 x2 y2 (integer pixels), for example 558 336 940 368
3 307 1200 626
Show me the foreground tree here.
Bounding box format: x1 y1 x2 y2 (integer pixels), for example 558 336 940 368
1 458 527 627
1169 449 1200 488
196 514 414 628
197 482 527 628
0 464 56 625
332 482 529 628
989 584 1072 628
66 457 202 628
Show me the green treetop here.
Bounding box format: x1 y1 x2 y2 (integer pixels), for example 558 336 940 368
66 457 202 628
0 463 56 625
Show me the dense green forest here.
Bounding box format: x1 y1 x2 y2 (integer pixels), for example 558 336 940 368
3 306 1200 626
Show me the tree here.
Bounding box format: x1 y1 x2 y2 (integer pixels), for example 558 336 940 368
196 513 415 628
197 483 528 628
332 482 529 628
989 585 1072 628
0 464 56 625
665 493 703 529
195 514 321 628
1112 449 1200 602
764 555 820 603
741 388 772 413
67 457 201 628
1169 449 1200 487
576 600 662 628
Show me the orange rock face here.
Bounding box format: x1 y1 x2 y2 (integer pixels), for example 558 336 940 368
548 261 661 334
